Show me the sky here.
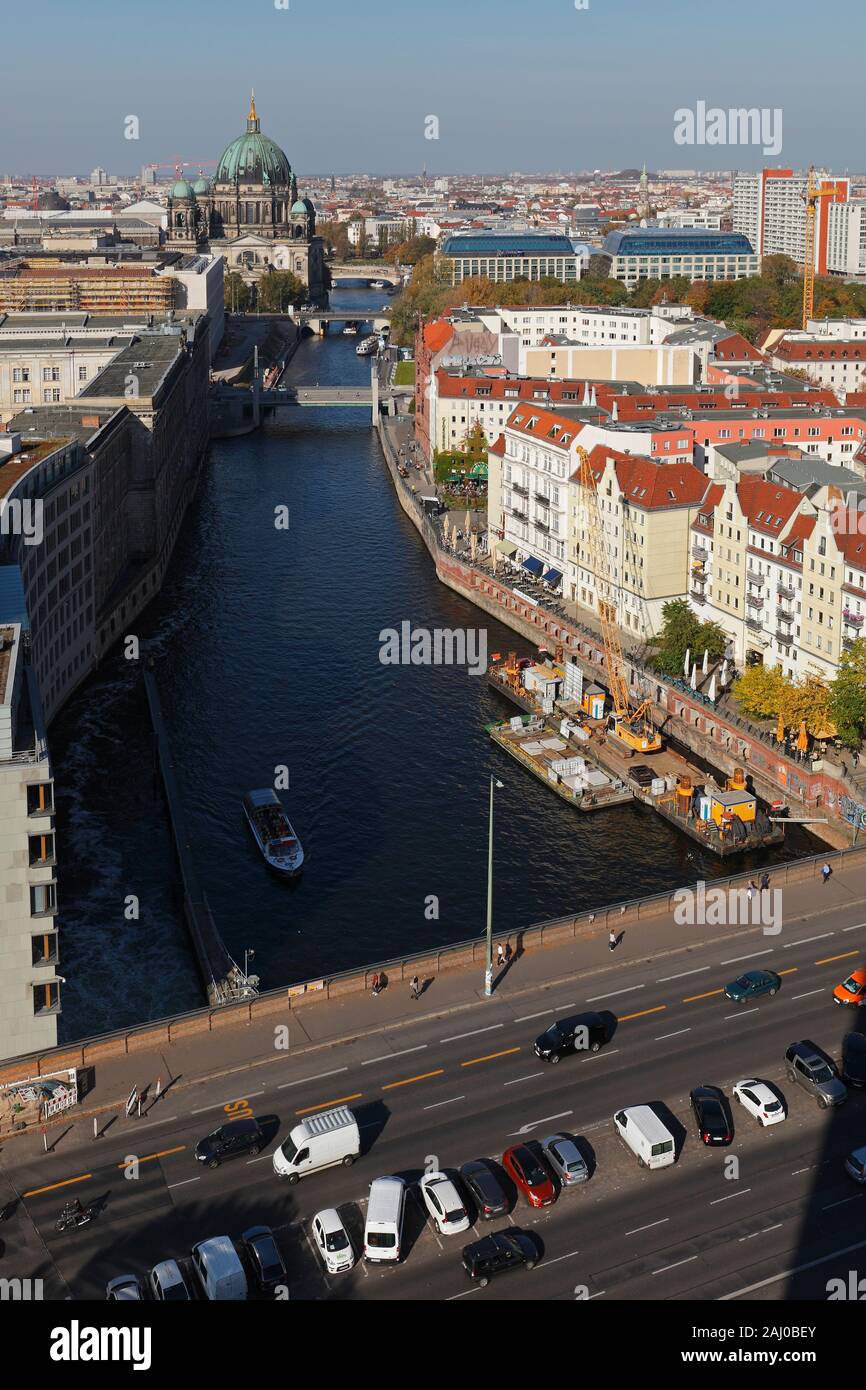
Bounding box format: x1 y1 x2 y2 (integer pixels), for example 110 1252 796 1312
1 0 862 178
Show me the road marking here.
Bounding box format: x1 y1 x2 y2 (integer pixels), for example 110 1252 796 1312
619 1007 665 1022
246 1154 272 1164
382 1070 444 1091
725 1007 758 1019
440 1024 503 1044
278 1067 348 1090
447 1286 481 1299
778 968 798 976
167 1177 201 1191
785 933 832 948
503 1072 545 1086
823 1194 863 1211
507 1110 572 1137
626 1218 669 1236
295 1093 362 1115
588 1048 620 1059
655 1028 691 1041
720 1237 866 1299
653 1255 697 1275
720 949 773 964
816 951 858 965
461 1048 521 1068
423 1096 465 1111
191 1090 264 1115
586 984 645 1002
791 988 825 1001
843 923 866 932
117 1146 184 1169
514 1010 553 1023
657 966 709 982
683 988 725 1003
587 1290 607 1300
739 1223 782 1241
710 1188 752 1205
543 1249 581 1267
362 1045 427 1066
23 1174 92 1198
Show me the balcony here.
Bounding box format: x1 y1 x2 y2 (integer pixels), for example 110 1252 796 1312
746 569 765 587
535 492 551 506
690 587 707 605
843 635 856 651
746 615 764 631
691 568 707 585
776 628 794 647
843 610 865 628
777 582 795 600
776 605 795 623
512 482 529 498
692 544 708 562
534 517 550 533
509 505 528 522
746 593 765 609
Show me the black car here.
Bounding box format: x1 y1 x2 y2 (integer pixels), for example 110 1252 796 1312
534 1011 609 1064
842 1032 866 1088
462 1230 537 1286
240 1226 287 1297
690 1086 732 1146
194 1117 263 1169
460 1159 509 1219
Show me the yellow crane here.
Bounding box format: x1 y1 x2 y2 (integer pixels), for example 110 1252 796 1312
575 445 663 754
802 168 838 330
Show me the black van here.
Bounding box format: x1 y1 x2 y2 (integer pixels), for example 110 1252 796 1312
534 1011 610 1064
194 1117 263 1168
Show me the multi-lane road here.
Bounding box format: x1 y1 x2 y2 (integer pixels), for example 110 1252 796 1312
4 902 866 1302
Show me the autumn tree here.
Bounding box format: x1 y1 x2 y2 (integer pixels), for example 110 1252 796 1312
830 638 866 748
733 664 790 719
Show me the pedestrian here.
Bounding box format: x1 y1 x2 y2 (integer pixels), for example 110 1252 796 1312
504 941 513 964
609 929 617 953
371 971 381 997
496 943 505 969
760 872 770 891
821 862 832 885
409 974 420 1000
747 880 756 902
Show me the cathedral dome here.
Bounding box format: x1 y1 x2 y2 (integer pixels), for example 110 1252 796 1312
215 94 291 189
171 179 195 200
192 176 212 195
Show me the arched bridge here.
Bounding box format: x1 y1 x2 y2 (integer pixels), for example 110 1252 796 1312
293 308 392 335
327 262 405 287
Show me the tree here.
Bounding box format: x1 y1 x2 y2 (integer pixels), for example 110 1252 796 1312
256 270 306 312
830 638 866 748
733 664 790 720
316 219 350 260
224 272 251 313
781 672 834 737
649 598 727 677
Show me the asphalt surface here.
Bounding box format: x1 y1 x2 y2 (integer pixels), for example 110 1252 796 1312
4 898 866 1303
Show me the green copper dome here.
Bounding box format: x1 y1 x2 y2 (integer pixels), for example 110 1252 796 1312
291 198 309 214
192 176 212 195
215 95 292 189
171 179 195 200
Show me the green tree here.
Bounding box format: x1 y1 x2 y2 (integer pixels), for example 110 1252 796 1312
224 272 251 313
830 638 866 748
649 599 727 678
256 270 306 312
733 664 791 719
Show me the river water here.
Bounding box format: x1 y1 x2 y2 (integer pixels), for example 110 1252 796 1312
50 287 821 1040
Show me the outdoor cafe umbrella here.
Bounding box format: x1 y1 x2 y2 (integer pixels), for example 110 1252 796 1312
683 647 691 677
708 674 717 702
690 662 698 691
464 509 472 535
470 530 478 562
776 712 785 743
702 648 709 675
720 659 729 687
796 720 809 753
442 515 451 548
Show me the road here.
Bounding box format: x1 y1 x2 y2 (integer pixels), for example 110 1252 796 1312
3 899 866 1302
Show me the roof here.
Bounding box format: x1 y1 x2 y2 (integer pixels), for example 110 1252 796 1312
422 319 453 353
78 332 184 399
507 405 585 445
603 228 756 257
772 339 866 362
712 333 764 363
574 445 710 510
736 477 803 536
441 232 578 256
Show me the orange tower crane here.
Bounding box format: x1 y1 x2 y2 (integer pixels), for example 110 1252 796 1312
802 168 838 330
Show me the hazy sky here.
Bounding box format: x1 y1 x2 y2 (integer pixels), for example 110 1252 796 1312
1 0 860 178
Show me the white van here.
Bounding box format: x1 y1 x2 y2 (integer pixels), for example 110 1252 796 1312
272 1105 361 1183
613 1105 676 1169
191 1236 248 1300
363 1176 406 1263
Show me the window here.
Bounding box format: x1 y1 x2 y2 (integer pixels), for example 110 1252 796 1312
30 882 57 916
29 833 55 867
32 932 58 966
33 981 61 1016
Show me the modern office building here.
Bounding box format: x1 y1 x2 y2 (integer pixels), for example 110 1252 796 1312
733 169 849 269
825 200 866 278
599 228 759 286
439 232 587 285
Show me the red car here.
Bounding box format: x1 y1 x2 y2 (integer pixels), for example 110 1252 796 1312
501 1144 556 1208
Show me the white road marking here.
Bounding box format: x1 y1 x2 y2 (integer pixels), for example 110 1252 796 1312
823 1194 863 1211
508 1111 573 1136
791 989 825 1001
709 1188 751 1205
503 1072 545 1086
653 1255 697 1275
657 967 709 982
543 1249 581 1267
721 1236 866 1299
784 933 832 948
278 1067 348 1090
514 1010 553 1022
440 1024 503 1044
167 1177 200 1190
190 1090 264 1114
588 1048 619 1059
720 949 773 964
362 1045 427 1066
586 984 645 1002
423 1096 465 1111
626 1218 669 1235
725 1008 758 1019
655 1028 691 1041
739 1223 782 1241
447 1286 481 1299
843 923 866 932
246 1154 272 1164
587 1290 606 1299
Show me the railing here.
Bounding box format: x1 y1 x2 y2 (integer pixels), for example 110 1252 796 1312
746 569 765 586
690 588 706 604
535 492 551 506
746 593 764 608
512 482 529 497
692 544 708 561
776 628 793 644
843 610 864 627
777 583 795 599
776 606 794 622
745 615 763 631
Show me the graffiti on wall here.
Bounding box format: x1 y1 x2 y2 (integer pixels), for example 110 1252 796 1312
841 796 866 830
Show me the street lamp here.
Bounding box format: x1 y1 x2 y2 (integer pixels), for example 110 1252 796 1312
484 776 504 997
244 947 255 981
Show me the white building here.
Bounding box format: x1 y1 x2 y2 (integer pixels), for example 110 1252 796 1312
655 208 723 230
733 169 849 268
826 201 866 277
601 228 759 286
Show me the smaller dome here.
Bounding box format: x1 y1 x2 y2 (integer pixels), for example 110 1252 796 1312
171 179 196 200
192 176 212 195
291 198 308 215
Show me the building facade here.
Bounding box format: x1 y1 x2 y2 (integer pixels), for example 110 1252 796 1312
733 169 849 269
439 232 586 285
600 228 759 286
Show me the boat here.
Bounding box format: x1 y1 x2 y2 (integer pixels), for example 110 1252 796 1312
342 321 360 335
356 335 379 356
242 789 304 876
370 279 387 289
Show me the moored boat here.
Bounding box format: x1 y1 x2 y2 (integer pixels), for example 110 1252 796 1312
242 789 304 876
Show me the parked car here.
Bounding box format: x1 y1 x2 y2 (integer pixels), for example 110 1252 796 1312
106 1274 144 1301
462 1229 537 1286
842 1032 866 1088
541 1134 589 1186
191 1236 247 1301
502 1145 556 1208
149 1260 191 1301
732 1079 786 1127
419 1172 471 1235
844 1144 866 1183
312 1208 355 1274
194 1117 263 1169
690 1086 733 1145
459 1160 509 1219
834 968 866 1007
239 1226 287 1297
785 1040 847 1108
534 1010 610 1064
724 969 781 1004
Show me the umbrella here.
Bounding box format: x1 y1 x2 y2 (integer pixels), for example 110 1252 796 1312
720 659 729 686
708 674 717 702
443 516 451 548
796 720 809 753
683 647 691 677
470 531 478 562
776 712 785 743
702 648 709 675
690 662 698 691
464 510 472 535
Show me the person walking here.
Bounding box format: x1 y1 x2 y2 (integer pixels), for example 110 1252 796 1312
747 880 757 903
496 943 505 970
821 862 832 885
409 974 420 1000
609 930 617 953
504 941 513 965
371 971 381 997
760 872 770 892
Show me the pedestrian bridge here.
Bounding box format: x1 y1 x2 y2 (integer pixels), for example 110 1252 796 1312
328 262 404 286
260 385 374 406
293 308 392 335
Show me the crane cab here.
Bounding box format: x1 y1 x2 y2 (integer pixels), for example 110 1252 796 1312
606 713 663 755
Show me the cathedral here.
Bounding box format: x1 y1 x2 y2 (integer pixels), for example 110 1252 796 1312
166 94 327 301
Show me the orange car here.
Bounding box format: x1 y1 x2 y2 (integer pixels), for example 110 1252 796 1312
834 968 866 1006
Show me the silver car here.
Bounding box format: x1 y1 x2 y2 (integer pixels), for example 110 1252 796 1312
542 1133 589 1186
785 1040 848 1109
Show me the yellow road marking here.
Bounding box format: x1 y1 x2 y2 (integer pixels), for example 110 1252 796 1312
619 1006 667 1022
461 1047 521 1068
23 1173 92 1198
778 968 798 976
683 988 725 1003
295 1092 362 1115
815 951 858 965
383 1069 444 1090
117 1146 185 1169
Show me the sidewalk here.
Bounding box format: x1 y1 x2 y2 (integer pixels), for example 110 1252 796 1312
4 860 864 1142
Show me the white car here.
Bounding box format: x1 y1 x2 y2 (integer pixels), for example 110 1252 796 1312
732 1079 786 1127
312 1208 355 1274
419 1172 471 1235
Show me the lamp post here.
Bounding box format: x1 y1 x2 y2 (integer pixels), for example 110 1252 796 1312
484 777 504 997
244 947 255 982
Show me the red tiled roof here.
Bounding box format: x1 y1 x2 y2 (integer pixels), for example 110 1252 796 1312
712 333 764 362
507 404 584 444
573 445 710 510
435 371 590 402
423 320 453 353
781 514 816 547
772 339 866 362
488 432 506 456
737 477 803 535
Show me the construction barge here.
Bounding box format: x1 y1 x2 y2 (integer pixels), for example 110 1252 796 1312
487 655 785 857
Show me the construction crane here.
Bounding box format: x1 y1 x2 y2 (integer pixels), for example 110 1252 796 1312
575 444 663 754
802 167 838 330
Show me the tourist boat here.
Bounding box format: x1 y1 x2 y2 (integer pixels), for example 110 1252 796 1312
370 279 387 289
356 335 379 356
342 321 360 335
242 789 304 876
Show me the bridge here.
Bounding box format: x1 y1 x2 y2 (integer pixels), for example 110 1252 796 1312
293 307 392 335
328 262 405 287
260 385 374 406
210 370 413 432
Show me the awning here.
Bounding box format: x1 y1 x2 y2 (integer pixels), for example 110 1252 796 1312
543 568 563 587
521 555 544 576
497 541 518 557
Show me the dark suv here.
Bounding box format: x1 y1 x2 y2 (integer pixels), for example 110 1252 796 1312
462 1230 537 1286
785 1041 847 1109
534 1011 609 1064
194 1117 263 1168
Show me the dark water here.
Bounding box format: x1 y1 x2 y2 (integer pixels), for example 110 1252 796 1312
50 288 822 1040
